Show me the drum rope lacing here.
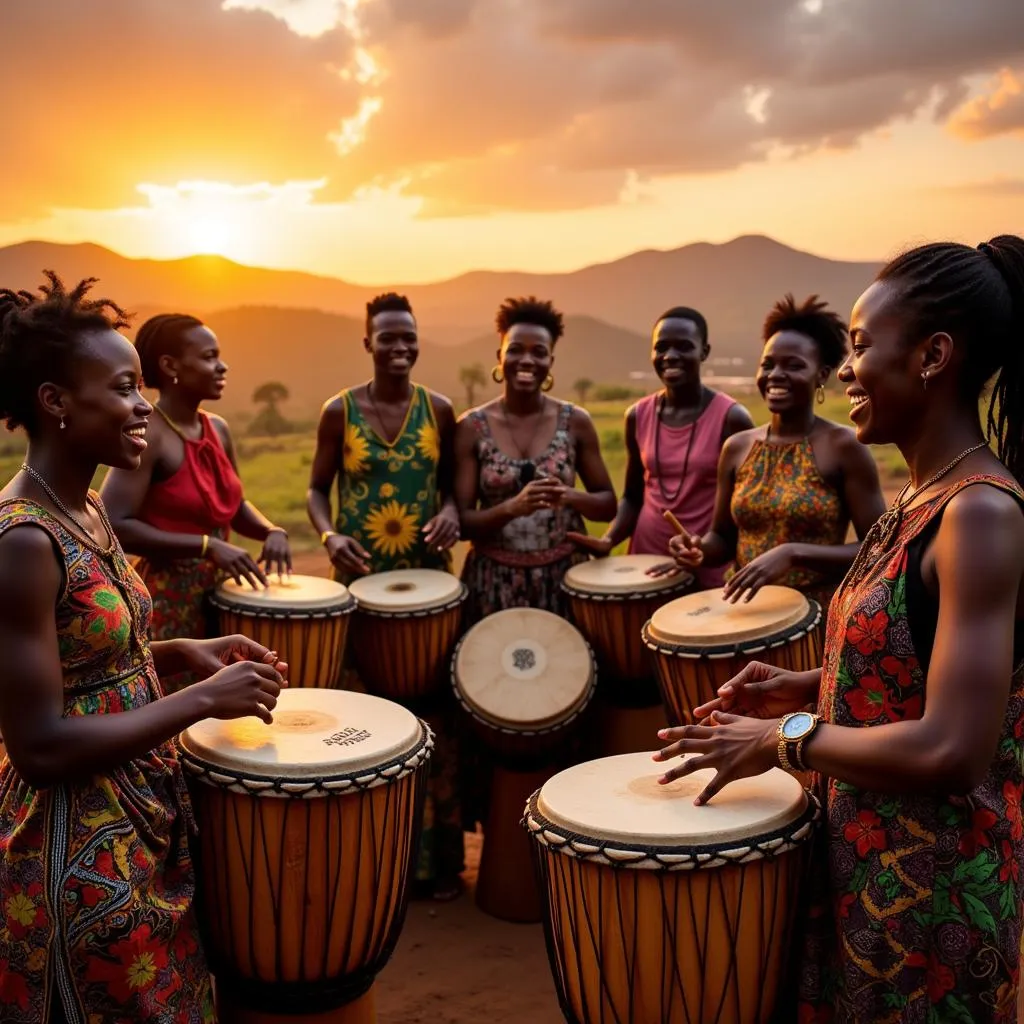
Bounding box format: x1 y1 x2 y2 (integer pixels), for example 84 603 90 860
208 593 357 622
177 722 434 797
641 602 822 660
522 789 821 870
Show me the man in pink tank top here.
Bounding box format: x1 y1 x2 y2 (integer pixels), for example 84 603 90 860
569 306 753 588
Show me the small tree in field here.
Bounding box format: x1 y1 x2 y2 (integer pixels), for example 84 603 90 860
573 377 594 406
460 363 487 409
249 381 293 436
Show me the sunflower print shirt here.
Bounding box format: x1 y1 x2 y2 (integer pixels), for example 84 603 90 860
334 384 451 582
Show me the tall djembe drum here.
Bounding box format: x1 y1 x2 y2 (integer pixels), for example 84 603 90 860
562 555 693 755
525 753 819 1024
178 688 433 1023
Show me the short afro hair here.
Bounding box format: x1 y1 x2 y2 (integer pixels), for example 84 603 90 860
495 296 564 342
655 306 709 346
134 313 204 389
366 292 414 336
762 294 848 370
0 271 131 433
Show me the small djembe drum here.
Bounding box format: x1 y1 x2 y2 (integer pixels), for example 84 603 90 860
524 752 819 1024
347 569 467 705
562 555 693 755
210 575 355 689
452 608 595 923
642 585 822 726
178 688 433 1023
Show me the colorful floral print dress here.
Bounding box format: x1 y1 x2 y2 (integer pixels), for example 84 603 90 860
332 384 450 584
0 497 214 1024
731 433 849 608
798 475 1024 1023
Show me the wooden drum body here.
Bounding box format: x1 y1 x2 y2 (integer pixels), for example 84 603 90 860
348 570 466 705
452 608 596 922
210 575 355 689
525 753 820 1024
642 585 821 726
178 689 433 1023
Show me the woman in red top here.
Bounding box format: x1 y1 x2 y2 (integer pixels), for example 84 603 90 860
101 315 290 684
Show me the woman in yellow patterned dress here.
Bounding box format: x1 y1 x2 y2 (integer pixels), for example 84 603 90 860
307 291 464 901
0 274 285 1023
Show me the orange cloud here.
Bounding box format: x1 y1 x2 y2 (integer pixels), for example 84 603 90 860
949 68 1024 139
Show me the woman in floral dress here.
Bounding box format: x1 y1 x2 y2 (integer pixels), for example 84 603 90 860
670 294 884 608
454 296 617 621
655 236 1024 1022
0 274 285 1023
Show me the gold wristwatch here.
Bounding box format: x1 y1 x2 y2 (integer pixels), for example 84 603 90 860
777 712 821 773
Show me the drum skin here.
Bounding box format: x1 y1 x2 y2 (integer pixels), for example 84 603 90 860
211 575 355 690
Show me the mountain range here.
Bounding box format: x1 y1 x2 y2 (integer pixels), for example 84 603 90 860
0 236 882 414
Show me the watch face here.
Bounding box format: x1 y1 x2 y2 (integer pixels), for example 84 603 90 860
782 712 813 740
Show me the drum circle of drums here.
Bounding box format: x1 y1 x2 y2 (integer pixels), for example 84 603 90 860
642 585 822 727
347 569 467 706
561 555 694 755
209 574 355 689
177 688 433 1024
523 752 820 1024
451 608 596 923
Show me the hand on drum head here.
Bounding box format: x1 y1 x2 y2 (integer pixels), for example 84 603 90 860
692 661 818 722
180 635 290 684
652 712 778 805
668 532 703 568
721 545 795 603
565 532 614 557
422 506 461 552
644 560 682 579
325 534 372 575
196 660 284 724
207 538 269 590
259 529 293 579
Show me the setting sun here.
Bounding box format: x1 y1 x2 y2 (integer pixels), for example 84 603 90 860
184 216 232 255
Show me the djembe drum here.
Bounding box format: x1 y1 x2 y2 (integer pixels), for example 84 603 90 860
178 688 433 1024
562 555 693 755
524 752 820 1024
452 608 595 922
210 575 354 689
348 569 466 705
642 585 821 726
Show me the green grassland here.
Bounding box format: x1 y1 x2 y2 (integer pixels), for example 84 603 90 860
0 390 907 554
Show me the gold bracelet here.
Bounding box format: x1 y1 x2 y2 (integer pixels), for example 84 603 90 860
200 534 210 558
320 530 335 546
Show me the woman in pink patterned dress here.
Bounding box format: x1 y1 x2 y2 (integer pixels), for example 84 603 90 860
655 236 1024 1022
0 274 285 1023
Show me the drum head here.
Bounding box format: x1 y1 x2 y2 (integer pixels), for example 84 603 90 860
178 688 421 778
454 608 593 729
538 752 807 849
563 555 688 596
647 585 809 647
349 569 463 612
215 574 351 612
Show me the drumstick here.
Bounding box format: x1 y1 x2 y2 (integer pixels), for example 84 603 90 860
663 510 687 537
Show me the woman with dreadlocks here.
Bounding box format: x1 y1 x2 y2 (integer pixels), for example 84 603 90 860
0 273 284 1023
655 236 1024 1022
100 314 290 685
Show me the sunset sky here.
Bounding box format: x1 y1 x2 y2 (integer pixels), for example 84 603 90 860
2 0 1023 284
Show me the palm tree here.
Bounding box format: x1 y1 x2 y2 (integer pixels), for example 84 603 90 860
459 363 487 409
249 381 292 436
573 377 594 406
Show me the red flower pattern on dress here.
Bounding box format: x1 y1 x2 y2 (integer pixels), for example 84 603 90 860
843 810 888 857
87 924 169 1003
844 675 891 722
1000 840 1019 883
846 610 888 655
4 883 45 939
0 960 30 1011
958 808 999 857
1003 779 1023 841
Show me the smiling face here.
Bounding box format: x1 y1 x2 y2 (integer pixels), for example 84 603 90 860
840 280 932 446
498 322 554 394
366 310 418 379
651 317 708 388
43 328 152 469
164 325 227 401
756 330 829 416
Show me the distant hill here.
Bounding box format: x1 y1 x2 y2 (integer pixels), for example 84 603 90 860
183 307 653 416
0 236 881 360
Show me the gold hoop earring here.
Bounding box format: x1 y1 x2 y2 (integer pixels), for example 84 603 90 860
491 365 504 384
815 385 826 405
542 374 555 393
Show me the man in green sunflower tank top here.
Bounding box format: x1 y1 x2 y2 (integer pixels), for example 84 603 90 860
308 292 464 900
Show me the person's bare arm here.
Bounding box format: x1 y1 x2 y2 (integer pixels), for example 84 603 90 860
561 406 617 522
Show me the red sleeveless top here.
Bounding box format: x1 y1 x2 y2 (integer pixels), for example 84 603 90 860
139 413 243 535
